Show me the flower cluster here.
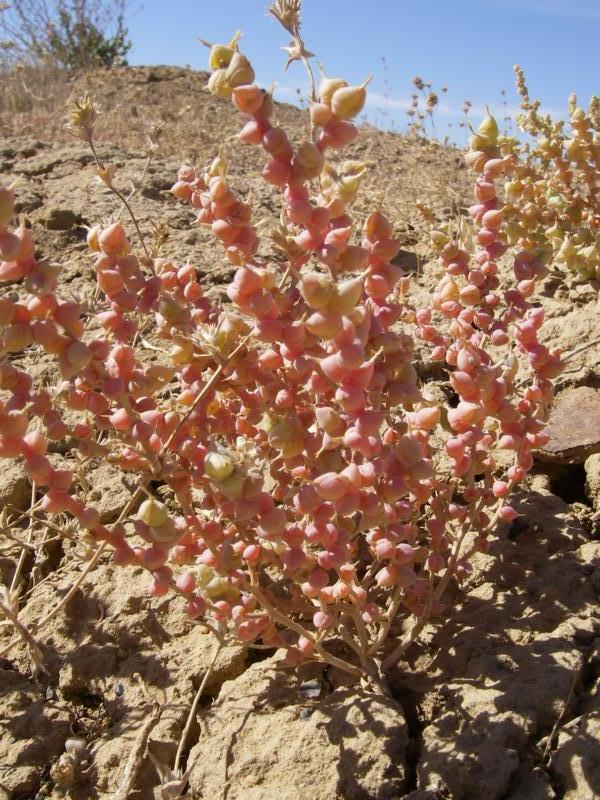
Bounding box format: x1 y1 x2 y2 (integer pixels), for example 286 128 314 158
0 14 561 681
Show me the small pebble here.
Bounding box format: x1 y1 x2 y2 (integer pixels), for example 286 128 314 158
299 679 321 699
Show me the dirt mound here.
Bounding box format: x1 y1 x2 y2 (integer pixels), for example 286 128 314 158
1 65 600 800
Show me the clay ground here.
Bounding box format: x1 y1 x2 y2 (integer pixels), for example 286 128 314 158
1 66 600 800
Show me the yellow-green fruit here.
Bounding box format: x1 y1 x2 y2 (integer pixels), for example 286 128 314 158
86 224 101 252
170 340 194 365
139 498 169 527
260 411 281 436
196 564 215 588
318 76 348 107
204 576 231 600
209 44 234 70
299 273 334 309
476 112 499 147
331 84 367 120
226 52 255 88
469 133 489 152
205 451 235 482
280 438 305 459
214 470 245 500
430 230 449 249
207 69 233 98
328 276 363 314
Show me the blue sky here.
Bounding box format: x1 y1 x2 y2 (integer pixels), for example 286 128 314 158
127 0 599 141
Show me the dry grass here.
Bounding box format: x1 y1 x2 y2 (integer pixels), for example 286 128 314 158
0 61 73 137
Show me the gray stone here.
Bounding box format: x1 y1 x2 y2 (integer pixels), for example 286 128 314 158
536 388 600 464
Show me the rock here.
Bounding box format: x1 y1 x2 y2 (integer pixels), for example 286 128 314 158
550 711 600 799
391 248 419 273
417 691 523 799
414 487 597 800
41 207 85 230
536 388 600 464
0 668 72 798
187 657 409 800
0 461 30 510
505 764 556 799
85 463 135 522
585 453 600 509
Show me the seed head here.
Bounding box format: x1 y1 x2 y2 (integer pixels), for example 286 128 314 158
65 93 100 141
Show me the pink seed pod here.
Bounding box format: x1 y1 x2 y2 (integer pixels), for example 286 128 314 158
365 273 390 298
233 266 262 295
314 472 348 501
22 430 46 456
238 119 265 145
447 400 483 432
335 385 365 412
0 230 21 261
66 341 92 370
335 492 360 515
482 209 503 229
262 158 292 188
49 468 73 492
40 490 71 514
339 462 363 491
456 347 481 373
109 407 134 432
342 359 374 389
490 328 509 346
212 218 240 245
176 571 196 593
499 505 519 522
286 196 313 224
283 547 306 571
257 507 287 537
306 309 343 340
232 84 264 114
426 553 445 573
375 565 397 588
78 506 100 530
408 406 440 431
363 211 394 242
294 142 325 180
295 484 321 513
355 410 384 435
0 435 24 458
171 180 194 201
0 259 32 282
262 127 293 158
319 119 358 149
493 480 509 498
319 352 349 383
315 406 343 435
445 437 465 459
450 370 478 399
294 227 324 253
313 610 333 629
186 596 207 619
0 409 27 437
98 222 128 256
474 180 496 203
